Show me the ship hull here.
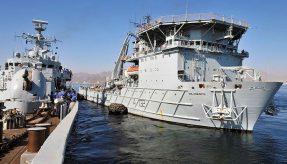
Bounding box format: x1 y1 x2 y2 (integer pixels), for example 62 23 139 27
102 81 282 131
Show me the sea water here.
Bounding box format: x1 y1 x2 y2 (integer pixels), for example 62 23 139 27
65 85 287 163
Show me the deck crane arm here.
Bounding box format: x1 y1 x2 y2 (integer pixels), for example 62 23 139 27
111 32 137 80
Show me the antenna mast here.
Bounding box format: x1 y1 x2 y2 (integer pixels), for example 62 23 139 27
185 0 189 20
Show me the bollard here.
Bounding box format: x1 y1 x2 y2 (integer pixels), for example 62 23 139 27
0 120 2 143
35 123 51 139
27 127 46 153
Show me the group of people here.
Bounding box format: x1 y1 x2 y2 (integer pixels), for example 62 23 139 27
51 88 77 103
50 88 77 117
59 66 73 78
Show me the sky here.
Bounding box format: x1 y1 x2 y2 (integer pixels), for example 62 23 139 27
0 0 286 78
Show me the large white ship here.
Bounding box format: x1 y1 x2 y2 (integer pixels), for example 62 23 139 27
81 13 282 131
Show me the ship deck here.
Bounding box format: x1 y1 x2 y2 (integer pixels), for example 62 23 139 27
0 116 60 164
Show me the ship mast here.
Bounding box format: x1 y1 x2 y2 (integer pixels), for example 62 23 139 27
18 20 59 58
32 19 48 49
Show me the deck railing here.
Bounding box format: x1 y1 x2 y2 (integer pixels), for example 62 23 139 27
138 13 249 33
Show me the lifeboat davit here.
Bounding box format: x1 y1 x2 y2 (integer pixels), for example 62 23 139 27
127 66 139 76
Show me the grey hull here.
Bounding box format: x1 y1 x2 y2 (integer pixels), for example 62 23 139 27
102 81 282 131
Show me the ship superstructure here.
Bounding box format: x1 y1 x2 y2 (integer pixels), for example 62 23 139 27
84 13 282 131
0 20 72 114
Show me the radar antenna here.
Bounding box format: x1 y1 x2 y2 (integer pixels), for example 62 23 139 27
16 20 59 49
129 15 152 28
32 20 48 34
143 15 151 24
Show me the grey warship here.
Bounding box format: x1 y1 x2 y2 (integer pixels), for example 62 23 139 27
83 13 282 131
0 20 72 114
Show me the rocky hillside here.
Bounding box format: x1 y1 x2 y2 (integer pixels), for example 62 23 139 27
71 71 112 84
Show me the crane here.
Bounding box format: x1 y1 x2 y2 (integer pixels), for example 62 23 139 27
111 32 137 81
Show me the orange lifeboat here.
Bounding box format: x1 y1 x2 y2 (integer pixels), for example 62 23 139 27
127 66 139 76
127 66 139 72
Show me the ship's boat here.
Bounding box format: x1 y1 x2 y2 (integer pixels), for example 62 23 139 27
126 66 139 76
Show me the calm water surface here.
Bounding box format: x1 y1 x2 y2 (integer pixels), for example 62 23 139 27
65 86 287 163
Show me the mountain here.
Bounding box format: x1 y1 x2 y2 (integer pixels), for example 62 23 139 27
71 71 112 84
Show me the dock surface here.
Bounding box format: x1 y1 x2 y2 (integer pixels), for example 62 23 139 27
0 116 60 164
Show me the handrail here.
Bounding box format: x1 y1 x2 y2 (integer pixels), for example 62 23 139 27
138 13 249 33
